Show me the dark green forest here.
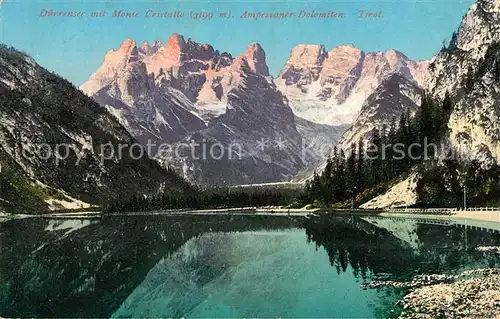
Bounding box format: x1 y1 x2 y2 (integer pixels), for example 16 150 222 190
103 187 306 213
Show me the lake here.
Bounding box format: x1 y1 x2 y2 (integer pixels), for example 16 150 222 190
1 213 499 318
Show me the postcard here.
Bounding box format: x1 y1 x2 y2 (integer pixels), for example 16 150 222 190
0 0 499 317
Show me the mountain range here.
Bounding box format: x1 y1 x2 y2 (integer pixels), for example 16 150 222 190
81 36 308 185
0 0 498 211
275 44 428 125
80 34 435 185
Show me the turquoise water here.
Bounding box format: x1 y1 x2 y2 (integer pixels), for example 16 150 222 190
1 214 499 318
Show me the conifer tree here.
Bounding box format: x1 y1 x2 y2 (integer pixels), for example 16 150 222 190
346 143 358 196
368 129 383 186
356 138 366 191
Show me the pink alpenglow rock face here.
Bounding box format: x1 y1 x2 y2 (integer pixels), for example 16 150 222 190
119 38 137 53
275 44 429 125
81 34 306 186
165 33 187 51
82 34 234 105
278 44 327 86
243 42 270 77
319 45 364 103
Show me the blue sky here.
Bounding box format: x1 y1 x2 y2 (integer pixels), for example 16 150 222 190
1 0 472 86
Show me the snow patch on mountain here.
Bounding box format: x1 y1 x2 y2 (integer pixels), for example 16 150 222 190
340 74 423 150
276 44 429 125
81 35 307 185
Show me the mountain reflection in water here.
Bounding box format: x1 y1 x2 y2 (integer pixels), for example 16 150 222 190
1 214 499 318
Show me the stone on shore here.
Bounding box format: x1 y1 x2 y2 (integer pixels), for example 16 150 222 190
396 269 500 318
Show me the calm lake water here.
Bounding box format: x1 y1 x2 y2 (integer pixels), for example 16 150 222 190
1 213 500 318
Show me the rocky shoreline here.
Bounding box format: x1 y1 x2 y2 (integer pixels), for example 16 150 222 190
476 246 500 254
361 268 500 290
363 268 500 318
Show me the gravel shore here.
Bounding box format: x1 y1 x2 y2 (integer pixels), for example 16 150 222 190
396 269 500 318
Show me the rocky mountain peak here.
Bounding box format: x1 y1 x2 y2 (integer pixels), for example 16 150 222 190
276 44 328 92
81 36 304 185
288 44 327 67
243 42 269 76
427 0 499 98
276 43 428 125
139 41 151 55
201 43 215 54
456 0 499 54
139 33 188 72
321 45 364 83
165 33 187 52
384 49 408 68
425 0 499 163
385 48 406 57
231 55 249 69
119 38 137 54
328 44 363 57
339 72 423 150
80 40 141 96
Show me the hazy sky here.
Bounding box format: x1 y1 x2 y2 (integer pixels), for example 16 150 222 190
1 0 472 85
